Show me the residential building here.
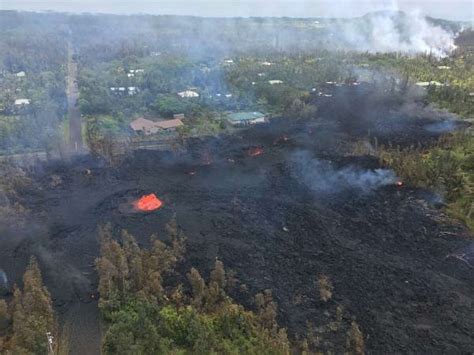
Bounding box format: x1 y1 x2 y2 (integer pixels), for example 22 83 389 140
227 112 267 126
14 99 30 105
130 117 184 135
177 90 199 98
415 81 445 87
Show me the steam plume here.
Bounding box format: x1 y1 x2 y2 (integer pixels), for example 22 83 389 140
330 1 457 57
291 151 397 194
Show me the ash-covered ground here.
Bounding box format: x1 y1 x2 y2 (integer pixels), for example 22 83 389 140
1 83 473 353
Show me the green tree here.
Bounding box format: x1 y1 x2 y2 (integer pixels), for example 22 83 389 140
11 257 56 354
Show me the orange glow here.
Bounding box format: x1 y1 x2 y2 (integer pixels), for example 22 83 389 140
248 147 264 157
133 193 163 211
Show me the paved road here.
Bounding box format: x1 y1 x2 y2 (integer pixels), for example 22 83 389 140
67 41 83 152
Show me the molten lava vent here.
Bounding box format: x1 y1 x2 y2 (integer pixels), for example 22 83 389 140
133 193 163 212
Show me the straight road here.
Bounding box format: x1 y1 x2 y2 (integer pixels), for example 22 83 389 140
67 40 83 152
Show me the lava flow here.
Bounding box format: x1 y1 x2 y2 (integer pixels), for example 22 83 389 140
133 193 163 211
248 147 264 157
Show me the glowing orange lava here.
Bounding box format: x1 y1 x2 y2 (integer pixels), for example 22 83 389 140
133 193 163 212
248 147 264 157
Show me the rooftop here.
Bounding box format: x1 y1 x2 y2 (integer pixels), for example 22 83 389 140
178 90 199 98
130 117 184 131
14 98 30 105
227 112 265 122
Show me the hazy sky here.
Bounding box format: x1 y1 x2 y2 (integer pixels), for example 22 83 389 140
2 0 473 21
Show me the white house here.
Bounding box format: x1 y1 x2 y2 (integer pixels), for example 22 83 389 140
15 71 26 77
14 99 30 105
268 80 283 85
261 61 273 66
177 90 199 98
416 81 444 87
227 112 267 126
128 87 138 95
110 87 127 92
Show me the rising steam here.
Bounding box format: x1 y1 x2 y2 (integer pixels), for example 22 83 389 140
291 151 397 194
0 269 8 290
330 1 457 57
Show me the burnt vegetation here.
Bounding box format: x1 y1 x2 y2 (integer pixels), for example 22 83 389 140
0 9 473 355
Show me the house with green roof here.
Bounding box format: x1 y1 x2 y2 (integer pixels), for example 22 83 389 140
226 112 267 126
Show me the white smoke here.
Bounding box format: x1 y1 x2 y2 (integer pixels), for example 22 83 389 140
330 1 457 57
291 151 397 195
0 269 7 289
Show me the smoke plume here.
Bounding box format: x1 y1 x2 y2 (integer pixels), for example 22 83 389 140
291 151 397 195
330 1 457 57
0 269 7 290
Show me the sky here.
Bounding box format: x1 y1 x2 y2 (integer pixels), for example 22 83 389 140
1 0 473 22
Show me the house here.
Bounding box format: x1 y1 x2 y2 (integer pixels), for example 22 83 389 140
15 71 26 77
14 99 30 105
173 113 185 120
156 118 184 130
268 80 283 85
227 112 267 126
223 59 234 64
128 87 138 95
416 81 444 87
130 117 161 135
177 90 199 98
437 66 451 70
127 73 135 78
130 117 184 135
110 87 127 92
261 62 273 66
